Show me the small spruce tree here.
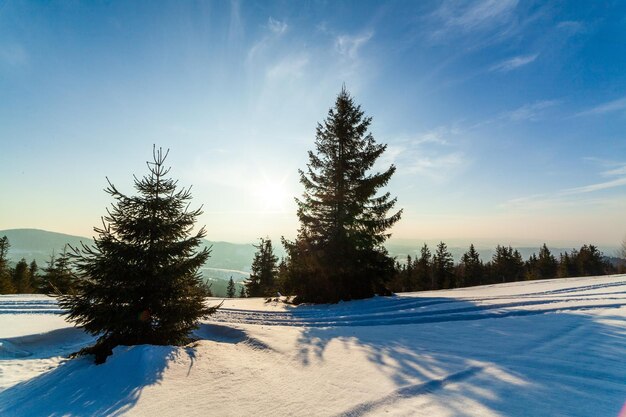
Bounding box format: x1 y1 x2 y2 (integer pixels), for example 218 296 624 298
245 237 278 297
58 147 217 363
227 277 236 298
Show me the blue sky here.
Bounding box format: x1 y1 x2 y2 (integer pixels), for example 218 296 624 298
1 0 626 246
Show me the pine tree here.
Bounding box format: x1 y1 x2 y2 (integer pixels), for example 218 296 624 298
284 87 402 303
536 243 557 279
459 244 483 287
239 286 246 298
0 236 15 294
245 237 278 297
432 242 454 289
58 147 217 364
416 244 432 291
227 277 236 298
29 260 40 293
41 248 75 294
12 258 33 293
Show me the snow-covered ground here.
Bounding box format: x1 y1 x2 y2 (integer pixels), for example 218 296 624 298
1 275 626 416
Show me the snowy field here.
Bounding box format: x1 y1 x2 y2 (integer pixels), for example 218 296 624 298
1 276 626 417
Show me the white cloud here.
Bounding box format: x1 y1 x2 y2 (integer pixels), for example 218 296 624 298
335 32 373 59
576 97 626 117
432 0 518 36
386 126 467 182
266 54 309 80
502 160 626 210
268 17 288 35
490 54 538 72
501 100 560 122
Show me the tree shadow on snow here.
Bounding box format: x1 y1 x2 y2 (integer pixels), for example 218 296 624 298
295 295 626 417
0 343 182 417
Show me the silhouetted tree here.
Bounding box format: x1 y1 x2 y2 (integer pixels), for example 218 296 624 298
12 258 33 293
416 244 432 291
227 277 236 298
58 147 218 364
536 244 558 279
458 244 483 287
28 260 39 292
575 244 606 276
239 286 246 298
284 87 402 303
491 245 525 283
0 236 14 294
245 238 278 297
40 248 75 294
432 242 454 289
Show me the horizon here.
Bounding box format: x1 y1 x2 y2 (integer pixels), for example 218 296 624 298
2 1 626 246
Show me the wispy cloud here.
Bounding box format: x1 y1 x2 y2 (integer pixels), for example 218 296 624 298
502 159 626 210
335 32 373 59
268 17 288 35
384 126 467 182
431 0 518 37
501 100 560 122
266 54 309 80
557 20 585 34
490 54 538 72
576 97 626 117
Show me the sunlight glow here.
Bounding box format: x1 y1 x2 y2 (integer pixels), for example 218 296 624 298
253 177 290 212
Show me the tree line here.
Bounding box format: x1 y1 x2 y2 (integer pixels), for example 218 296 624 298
0 237 76 295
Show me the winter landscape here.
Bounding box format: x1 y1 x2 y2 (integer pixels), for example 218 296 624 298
2 275 626 416
2 1 626 416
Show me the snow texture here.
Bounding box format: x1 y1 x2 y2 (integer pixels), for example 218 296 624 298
1 275 626 416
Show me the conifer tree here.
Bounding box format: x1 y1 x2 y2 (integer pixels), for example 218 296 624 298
29 260 39 293
416 244 432 291
239 286 246 298
245 237 278 297
536 243 557 279
0 236 14 294
459 244 483 287
58 147 217 363
227 277 236 298
432 242 454 289
12 258 33 293
41 248 75 294
284 87 402 302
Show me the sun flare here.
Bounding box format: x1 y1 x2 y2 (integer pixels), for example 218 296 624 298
254 178 290 212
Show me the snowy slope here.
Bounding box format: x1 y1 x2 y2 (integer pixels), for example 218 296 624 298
1 276 626 416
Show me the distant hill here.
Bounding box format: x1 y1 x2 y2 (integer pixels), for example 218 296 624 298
0 229 261 297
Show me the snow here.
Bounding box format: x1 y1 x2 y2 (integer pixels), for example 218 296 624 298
1 275 626 416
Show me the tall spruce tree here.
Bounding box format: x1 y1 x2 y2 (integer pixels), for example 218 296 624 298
284 87 402 303
58 148 217 363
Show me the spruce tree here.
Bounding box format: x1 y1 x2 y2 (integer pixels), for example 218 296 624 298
459 244 483 287
0 236 14 294
284 87 402 303
416 244 432 291
227 277 236 298
536 243 557 279
245 237 278 297
58 148 217 363
12 258 33 293
239 286 246 298
432 242 454 290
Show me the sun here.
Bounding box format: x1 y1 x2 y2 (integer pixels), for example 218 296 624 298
254 178 290 212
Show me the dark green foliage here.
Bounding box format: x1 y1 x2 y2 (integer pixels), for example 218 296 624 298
40 248 75 294
58 148 217 364
12 258 33 293
227 277 236 298
284 87 402 303
432 242 454 290
239 286 246 298
244 238 278 297
416 244 432 291
0 236 15 294
490 245 525 283
526 244 558 280
458 244 483 287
